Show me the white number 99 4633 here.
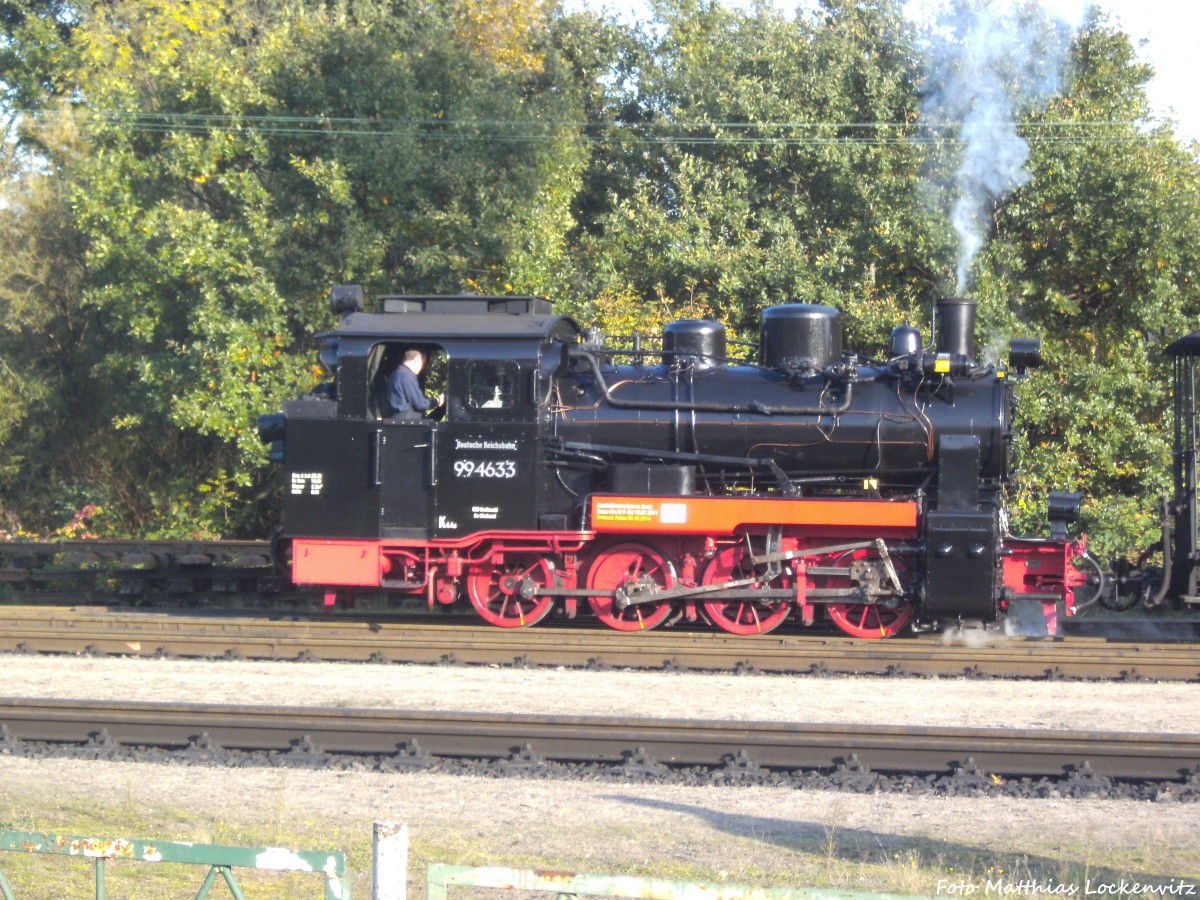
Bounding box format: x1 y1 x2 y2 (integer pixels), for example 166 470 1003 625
453 459 517 479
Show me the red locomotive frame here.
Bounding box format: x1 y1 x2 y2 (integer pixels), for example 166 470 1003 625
290 493 1085 638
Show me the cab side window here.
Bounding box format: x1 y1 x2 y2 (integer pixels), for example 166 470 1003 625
368 342 446 420
467 361 518 411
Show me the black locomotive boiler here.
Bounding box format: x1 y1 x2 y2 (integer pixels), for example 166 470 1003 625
258 288 1086 638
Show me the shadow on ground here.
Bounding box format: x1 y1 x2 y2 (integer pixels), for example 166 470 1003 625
605 794 1195 885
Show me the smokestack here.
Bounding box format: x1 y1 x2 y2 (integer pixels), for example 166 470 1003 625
936 297 976 360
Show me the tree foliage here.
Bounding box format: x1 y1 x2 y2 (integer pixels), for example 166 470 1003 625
1 0 589 535
558 0 948 347
975 10 1200 556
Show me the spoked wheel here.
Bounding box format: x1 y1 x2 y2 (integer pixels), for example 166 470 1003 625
817 547 915 639
701 545 791 635
586 542 675 631
466 555 556 628
826 599 915 639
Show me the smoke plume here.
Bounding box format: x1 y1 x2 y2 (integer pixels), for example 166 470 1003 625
907 0 1086 291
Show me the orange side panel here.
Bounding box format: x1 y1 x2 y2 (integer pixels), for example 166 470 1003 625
292 539 382 587
589 495 919 537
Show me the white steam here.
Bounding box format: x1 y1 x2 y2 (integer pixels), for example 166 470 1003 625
907 0 1087 292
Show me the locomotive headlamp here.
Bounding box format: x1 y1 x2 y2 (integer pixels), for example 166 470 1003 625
1047 490 1083 540
330 284 364 315
257 413 286 464
257 413 285 444
1009 337 1042 374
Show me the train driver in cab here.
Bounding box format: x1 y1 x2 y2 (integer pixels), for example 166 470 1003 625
385 349 444 420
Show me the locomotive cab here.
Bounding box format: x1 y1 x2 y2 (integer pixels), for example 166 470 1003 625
265 288 582 550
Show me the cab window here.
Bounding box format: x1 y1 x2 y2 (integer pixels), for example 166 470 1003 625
367 342 446 420
467 361 518 411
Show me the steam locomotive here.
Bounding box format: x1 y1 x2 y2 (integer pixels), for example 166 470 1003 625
257 287 1095 638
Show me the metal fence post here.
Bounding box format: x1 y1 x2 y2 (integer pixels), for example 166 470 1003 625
373 822 408 900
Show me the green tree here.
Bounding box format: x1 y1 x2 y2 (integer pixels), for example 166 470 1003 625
558 0 949 348
0 0 591 536
0 0 78 117
0 111 88 532
975 12 1200 558
5 0 1200 563
254 0 588 305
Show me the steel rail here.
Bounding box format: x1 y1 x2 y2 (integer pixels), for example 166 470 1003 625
0 697 1195 780
0 607 1197 680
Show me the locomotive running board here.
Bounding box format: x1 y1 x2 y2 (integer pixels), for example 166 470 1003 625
588 495 919 537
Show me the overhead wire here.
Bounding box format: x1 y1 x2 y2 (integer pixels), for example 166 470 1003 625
14 107 1181 148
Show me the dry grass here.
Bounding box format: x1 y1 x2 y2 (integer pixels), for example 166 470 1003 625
16 763 1195 899
2 790 1197 900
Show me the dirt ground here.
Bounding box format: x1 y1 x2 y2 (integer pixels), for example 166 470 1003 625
1 655 1199 896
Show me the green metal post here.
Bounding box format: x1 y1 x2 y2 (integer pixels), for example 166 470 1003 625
218 866 248 900
95 856 105 900
195 865 221 899
194 865 247 900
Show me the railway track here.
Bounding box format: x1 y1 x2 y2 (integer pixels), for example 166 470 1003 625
0 605 1197 680
0 696 1195 781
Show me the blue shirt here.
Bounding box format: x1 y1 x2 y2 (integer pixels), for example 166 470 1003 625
386 364 435 417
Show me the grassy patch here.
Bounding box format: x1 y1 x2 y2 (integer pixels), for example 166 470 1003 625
1 777 1196 898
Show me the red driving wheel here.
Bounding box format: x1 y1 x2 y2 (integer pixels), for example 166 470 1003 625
701 545 791 635
466 555 556 628
586 543 675 631
819 548 915 639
